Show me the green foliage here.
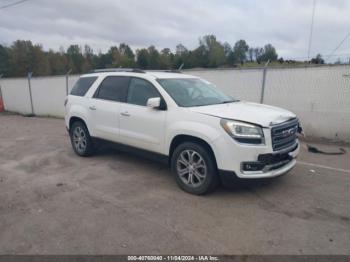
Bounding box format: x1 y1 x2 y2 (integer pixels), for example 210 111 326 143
1 37 284 77
136 48 149 69
8 40 51 76
311 54 325 64
0 45 10 76
257 44 278 62
232 40 249 63
198 35 226 67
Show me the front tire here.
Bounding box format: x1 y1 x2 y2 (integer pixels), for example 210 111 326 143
69 121 95 157
171 142 219 195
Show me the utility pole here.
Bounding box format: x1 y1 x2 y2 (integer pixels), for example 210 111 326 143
307 0 316 60
0 74 4 112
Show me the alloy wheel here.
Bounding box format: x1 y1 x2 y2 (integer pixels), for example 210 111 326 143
176 149 207 187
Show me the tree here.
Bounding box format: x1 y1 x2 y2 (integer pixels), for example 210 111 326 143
107 46 120 67
232 40 249 64
7 40 50 76
136 48 149 69
0 45 10 76
311 54 325 64
82 45 94 72
248 47 254 62
199 35 225 67
258 44 278 62
8 40 33 76
47 50 68 75
147 46 161 69
32 44 51 75
1 38 287 77
160 48 173 69
174 44 190 69
119 43 136 68
223 42 232 58
176 44 188 55
66 45 84 73
253 47 264 63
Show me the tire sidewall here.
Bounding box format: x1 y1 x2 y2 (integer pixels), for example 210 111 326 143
171 142 218 195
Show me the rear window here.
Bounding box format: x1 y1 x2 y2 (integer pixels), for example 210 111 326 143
70 77 97 96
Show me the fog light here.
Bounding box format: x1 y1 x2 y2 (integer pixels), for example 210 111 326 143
242 162 265 171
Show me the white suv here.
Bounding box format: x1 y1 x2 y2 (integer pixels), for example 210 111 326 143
65 69 301 195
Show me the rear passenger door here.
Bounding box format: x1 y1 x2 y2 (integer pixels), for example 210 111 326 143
89 76 130 142
119 77 167 153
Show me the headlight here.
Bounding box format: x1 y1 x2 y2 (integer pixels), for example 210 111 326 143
220 119 264 144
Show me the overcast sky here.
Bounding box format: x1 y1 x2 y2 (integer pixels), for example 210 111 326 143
0 0 349 61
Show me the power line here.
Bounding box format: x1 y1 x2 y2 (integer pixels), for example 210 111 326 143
0 0 30 10
327 32 350 58
307 0 316 60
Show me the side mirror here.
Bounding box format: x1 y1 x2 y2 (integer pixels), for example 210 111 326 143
146 97 161 109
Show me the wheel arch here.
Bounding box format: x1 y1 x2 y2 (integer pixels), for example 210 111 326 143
69 116 88 131
168 134 218 168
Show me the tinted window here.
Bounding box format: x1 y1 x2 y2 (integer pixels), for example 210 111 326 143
127 78 160 106
70 77 97 96
94 76 130 102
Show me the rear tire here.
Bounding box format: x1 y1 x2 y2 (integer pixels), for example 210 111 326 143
69 121 95 157
171 142 219 195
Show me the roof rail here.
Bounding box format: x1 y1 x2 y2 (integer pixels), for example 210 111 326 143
147 70 182 74
163 70 182 73
88 68 145 74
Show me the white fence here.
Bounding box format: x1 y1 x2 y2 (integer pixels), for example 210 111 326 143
1 66 350 142
0 75 79 117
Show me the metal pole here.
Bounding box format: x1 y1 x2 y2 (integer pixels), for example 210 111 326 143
260 60 270 104
65 69 72 96
27 72 34 115
307 0 316 60
0 74 3 110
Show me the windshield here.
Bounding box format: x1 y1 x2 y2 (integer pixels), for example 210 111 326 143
157 78 237 107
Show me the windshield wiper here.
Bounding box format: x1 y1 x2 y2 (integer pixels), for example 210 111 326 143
222 99 239 104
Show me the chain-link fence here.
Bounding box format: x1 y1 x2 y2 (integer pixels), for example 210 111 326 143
0 65 349 141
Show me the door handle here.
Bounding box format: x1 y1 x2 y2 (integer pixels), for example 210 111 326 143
121 111 130 117
89 106 96 111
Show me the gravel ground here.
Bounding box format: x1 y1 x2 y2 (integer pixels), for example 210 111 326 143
0 113 349 255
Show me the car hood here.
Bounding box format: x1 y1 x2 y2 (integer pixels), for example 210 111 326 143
189 101 296 127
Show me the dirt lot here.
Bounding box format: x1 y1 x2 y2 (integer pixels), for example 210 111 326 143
0 113 349 255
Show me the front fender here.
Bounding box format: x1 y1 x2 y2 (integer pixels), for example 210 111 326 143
165 119 224 165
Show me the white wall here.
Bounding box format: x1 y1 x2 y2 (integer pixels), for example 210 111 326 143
1 66 349 142
0 75 80 117
1 78 32 115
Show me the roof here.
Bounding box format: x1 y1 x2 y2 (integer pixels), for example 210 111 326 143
146 71 197 79
82 69 198 80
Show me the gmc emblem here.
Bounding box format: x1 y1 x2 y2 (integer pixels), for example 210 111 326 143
282 128 296 137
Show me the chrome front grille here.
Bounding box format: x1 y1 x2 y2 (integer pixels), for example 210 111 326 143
271 118 299 151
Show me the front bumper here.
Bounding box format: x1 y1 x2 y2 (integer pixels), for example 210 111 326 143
212 129 300 179
239 143 299 178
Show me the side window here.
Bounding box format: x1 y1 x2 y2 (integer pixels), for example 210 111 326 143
94 76 130 102
127 78 160 106
70 77 97 96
